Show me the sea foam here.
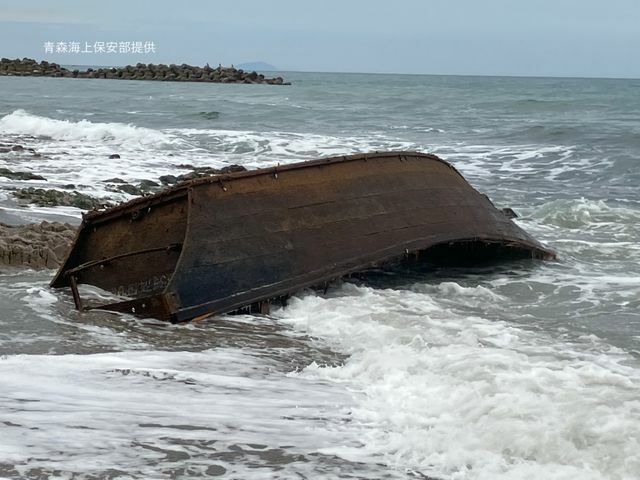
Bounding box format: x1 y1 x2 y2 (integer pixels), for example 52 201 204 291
0 109 171 146
277 284 640 480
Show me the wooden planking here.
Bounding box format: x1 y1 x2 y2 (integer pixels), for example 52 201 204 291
74 249 182 298
52 194 188 288
170 153 541 311
53 151 553 320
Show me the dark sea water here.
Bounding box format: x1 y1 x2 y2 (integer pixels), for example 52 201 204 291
0 72 639 479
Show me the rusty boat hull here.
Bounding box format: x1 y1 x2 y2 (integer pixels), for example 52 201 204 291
51 151 554 322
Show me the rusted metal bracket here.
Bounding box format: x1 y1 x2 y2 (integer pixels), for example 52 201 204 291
69 275 83 310
64 243 183 278
89 293 181 322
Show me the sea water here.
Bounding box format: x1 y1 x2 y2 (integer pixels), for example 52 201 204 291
0 72 638 479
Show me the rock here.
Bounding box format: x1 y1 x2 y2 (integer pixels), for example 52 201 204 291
139 179 160 192
116 184 142 196
176 172 198 182
1 58 289 85
11 145 24 152
0 167 47 181
218 164 247 174
13 187 110 210
0 221 77 269
159 174 178 185
108 154 120 159
104 177 126 184
162 164 249 184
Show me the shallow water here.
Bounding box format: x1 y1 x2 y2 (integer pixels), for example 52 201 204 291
0 73 639 479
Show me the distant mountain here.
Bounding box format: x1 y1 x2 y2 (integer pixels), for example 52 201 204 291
237 61 278 72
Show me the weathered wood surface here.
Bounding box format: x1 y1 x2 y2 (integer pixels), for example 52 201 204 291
51 152 554 322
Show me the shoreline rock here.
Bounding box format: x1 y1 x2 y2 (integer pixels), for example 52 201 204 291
0 168 46 181
0 221 76 268
12 187 112 210
159 164 247 185
0 58 290 85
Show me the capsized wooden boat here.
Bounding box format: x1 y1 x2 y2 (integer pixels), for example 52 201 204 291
51 151 555 322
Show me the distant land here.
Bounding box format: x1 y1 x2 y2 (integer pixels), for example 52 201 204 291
237 61 278 72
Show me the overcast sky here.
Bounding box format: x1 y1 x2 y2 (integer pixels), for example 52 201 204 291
1 0 639 78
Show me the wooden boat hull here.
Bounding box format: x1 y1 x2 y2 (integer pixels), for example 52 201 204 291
51 152 554 322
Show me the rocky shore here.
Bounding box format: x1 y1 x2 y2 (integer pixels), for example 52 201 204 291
0 139 254 268
0 221 76 269
0 57 290 85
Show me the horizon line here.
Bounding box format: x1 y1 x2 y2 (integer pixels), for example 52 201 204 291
10 56 638 81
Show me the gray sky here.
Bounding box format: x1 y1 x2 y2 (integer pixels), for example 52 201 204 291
1 0 639 78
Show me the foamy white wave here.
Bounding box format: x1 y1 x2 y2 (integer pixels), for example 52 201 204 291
426 143 610 191
0 114 424 218
0 349 368 479
276 284 640 480
532 198 640 229
0 109 172 146
167 127 419 168
0 111 197 205
390 125 446 133
0 277 149 351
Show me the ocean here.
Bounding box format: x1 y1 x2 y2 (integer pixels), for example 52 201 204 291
0 72 638 479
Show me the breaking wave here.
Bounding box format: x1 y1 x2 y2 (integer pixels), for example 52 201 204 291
277 284 640 480
0 109 172 146
532 198 640 229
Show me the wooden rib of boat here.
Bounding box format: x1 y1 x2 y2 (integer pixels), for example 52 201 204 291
50 151 555 322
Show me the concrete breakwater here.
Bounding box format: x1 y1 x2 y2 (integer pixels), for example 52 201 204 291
0 57 289 84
